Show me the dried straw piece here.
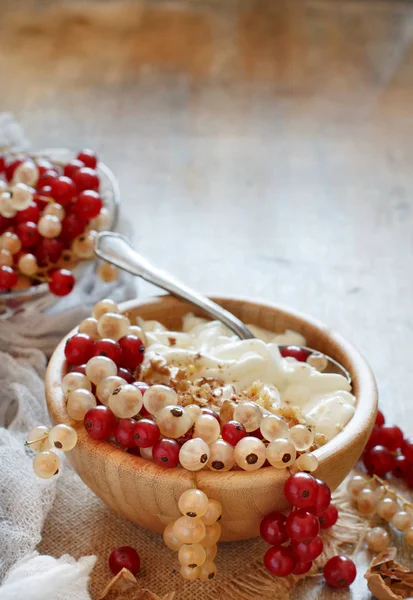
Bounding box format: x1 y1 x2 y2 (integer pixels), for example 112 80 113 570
365 548 413 600
97 568 175 600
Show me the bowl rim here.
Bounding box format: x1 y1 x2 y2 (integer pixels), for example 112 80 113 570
45 295 378 488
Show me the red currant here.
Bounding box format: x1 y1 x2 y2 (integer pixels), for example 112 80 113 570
77 149 98 169
36 159 54 177
402 437 413 463
63 159 84 179
133 381 149 394
405 466 413 489
280 346 310 361
5 159 23 182
249 427 263 439
84 405 116 440
201 407 220 423
323 555 356 589
16 202 40 224
291 535 323 561
72 167 99 192
118 335 145 370
93 339 122 365
259 511 288 546
378 425 404 451
284 473 319 509
16 221 40 250
59 214 87 245
0 155 5 173
70 364 87 375
308 479 331 516
49 176 76 206
65 333 95 364
0 215 15 233
133 419 160 448
292 561 312 575
108 546 140 576
37 169 59 190
48 268 75 296
365 425 381 450
36 238 63 265
393 455 410 478
286 509 319 542
114 418 136 448
117 367 135 384
0 266 17 290
74 190 102 220
375 410 385 427
152 438 180 468
264 546 296 577
222 420 247 446
363 445 393 476
318 504 338 529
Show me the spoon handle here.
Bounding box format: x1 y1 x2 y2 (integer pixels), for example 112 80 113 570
95 232 255 340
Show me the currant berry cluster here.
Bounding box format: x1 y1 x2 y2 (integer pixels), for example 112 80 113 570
348 471 413 548
0 149 118 296
25 423 78 478
261 472 356 589
163 488 221 581
63 299 320 474
363 409 413 487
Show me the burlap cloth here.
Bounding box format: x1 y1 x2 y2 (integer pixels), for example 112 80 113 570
37 463 369 600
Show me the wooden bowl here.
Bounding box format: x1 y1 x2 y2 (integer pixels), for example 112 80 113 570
45 296 378 541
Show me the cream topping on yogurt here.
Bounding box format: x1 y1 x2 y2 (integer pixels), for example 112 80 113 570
139 314 355 443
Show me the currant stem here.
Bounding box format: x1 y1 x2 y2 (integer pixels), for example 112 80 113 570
25 434 49 447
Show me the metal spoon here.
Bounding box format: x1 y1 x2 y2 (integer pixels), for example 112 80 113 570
95 232 350 382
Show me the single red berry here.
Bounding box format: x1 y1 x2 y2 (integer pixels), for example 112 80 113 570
308 479 331 516
378 425 404 451
286 509 320 542
284 473 319 509
48 268 75 296
37 169 59 190
393 455 410 478
63 159 85 179
72 167 99 192
93 339 122 365
264 546 296 577
280 346 310 361
291 535 324 562
65 333 95 364
77 149 98 169
405 466 413 489
0 155 5 173
84 405 116 440
59 213 87 245
0 266 18 290
323 555 356 589
133 418 160 448
16 221 40 249
36 238 63 265
201 407 220 423
365 425 381 451
36 159 54 177
259 511 288 546
70 363 87 375
318 504 338 529
16 201 40 224
375 410 385 427
222 420 247 446
49 176 76 206
114 418 136 448
152 438 180 468
118 335 145 370
5 159 23 182
117 367 135 384
140 405 151 418
363 445 393 476
108 546 140 576
402 437 413 463
0 215 15 233
292 561 313 575
133 381 149 394
249 427 263 439
74 190 102 220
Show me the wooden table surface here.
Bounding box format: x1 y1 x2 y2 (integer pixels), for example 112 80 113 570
1 0 413 597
